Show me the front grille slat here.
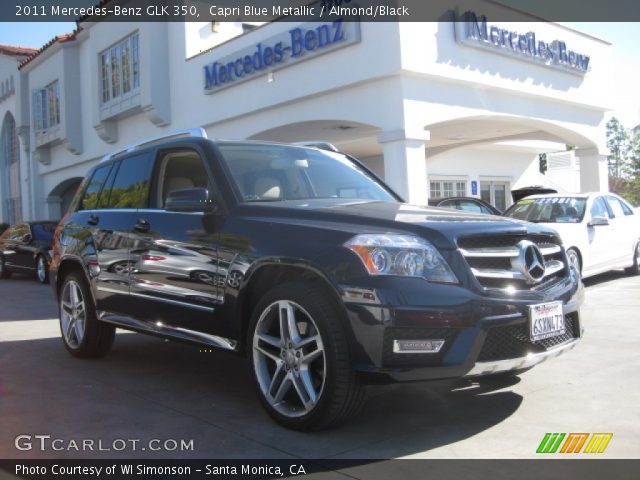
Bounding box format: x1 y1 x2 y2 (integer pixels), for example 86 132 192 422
458 234 567 291
478 313 579 362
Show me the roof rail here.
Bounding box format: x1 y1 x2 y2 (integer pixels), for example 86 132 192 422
100 127 208 162
293 141 340 152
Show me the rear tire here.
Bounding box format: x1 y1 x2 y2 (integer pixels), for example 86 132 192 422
0 256 11 279
625 242 640 275
58 272 115 358
248 282 365 430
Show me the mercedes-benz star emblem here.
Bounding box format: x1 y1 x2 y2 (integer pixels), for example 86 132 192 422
516 240 546 284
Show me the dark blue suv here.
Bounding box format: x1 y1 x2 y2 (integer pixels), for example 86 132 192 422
51 129 583 430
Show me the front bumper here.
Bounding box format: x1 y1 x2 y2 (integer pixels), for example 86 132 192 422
464 337 580 377
339 275 583 383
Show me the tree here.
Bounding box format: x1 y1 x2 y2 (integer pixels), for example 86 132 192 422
606 117 629 178
622 131 640 205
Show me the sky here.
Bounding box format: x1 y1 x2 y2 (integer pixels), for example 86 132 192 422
1 21 639 128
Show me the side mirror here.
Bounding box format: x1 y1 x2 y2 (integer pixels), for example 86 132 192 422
165 188 215 213
22 233 33 243
588 216 609 227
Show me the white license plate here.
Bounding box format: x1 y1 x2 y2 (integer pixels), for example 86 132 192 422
529 302 565 342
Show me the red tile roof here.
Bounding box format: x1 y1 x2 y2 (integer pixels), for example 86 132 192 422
18 31 80 69
0 44 38 57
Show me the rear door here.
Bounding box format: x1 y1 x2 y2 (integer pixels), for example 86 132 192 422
74 154 153 317
605 195 637 265
2 223 33 270
128 146 224 334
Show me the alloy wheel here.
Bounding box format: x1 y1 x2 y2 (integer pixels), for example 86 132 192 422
37 257 46 282
252 300 326 418
567 250 581 280
60 280 86 348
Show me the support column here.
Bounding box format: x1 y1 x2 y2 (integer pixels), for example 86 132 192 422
377 129 430 205
576 148 609 193
46 195 62 221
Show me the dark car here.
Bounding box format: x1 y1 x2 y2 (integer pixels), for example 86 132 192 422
428 196 502 215
0 221 58 283
50 130 582 430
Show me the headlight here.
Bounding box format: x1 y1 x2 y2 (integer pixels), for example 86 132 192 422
344 234 458 283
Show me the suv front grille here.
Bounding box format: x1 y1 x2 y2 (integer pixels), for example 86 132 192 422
478 312 579 362
458 234 567 291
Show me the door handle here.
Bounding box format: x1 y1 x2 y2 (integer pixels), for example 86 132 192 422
87 214 99 226
134 219 150 233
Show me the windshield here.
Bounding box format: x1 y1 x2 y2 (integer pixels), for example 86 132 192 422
217 144 396 203
503 197 587 223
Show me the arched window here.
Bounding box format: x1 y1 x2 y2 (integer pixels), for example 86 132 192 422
1 112 21 224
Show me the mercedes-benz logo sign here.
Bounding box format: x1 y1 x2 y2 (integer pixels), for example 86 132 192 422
516 240 546 284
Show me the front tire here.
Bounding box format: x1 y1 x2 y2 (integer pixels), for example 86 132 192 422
567 248 581 280
248 283 365 430
36 255 49 284
625 242 640 275
59 272 115 358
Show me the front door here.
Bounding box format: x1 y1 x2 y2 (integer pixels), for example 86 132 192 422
128 147 223 335
586 196 617 271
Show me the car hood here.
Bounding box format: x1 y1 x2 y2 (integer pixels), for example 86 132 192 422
237 199 558 249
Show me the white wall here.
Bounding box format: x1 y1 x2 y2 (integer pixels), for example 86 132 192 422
428 146 546 205
8 13 615 220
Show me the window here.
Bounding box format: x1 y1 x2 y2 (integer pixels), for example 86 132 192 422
217 144 395 203
32 81 60 132
504 197 587 223
155 149 211 208
429 180 466 199
480 181 509 211
101 154 152 209
9 224 30 241
100 32 140 104
590 197 611 219
79 164 113 211
31 223 56 242
606 195 634 217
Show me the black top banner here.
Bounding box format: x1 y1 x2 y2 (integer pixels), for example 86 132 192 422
3 0 640 22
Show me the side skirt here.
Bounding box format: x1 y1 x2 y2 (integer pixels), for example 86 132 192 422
98 312 238 351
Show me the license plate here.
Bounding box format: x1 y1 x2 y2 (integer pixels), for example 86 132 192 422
529 301 565 342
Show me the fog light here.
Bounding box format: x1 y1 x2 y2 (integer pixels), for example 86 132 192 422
393 339 445 354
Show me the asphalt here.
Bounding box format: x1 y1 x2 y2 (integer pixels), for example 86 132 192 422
0 271 639 460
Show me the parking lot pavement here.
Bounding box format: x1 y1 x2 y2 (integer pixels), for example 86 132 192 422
0 272 639 460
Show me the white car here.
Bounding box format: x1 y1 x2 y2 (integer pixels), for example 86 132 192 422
503 193 640 279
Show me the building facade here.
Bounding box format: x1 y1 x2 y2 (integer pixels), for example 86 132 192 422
0 5 614 224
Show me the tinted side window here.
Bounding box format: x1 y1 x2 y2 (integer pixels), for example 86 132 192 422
32 223 56 241
10 224 30 240
608 196 633 216
0 227 13 240
590 197 611 219
79 165 112 211
102 154 152 209
605 196 625 218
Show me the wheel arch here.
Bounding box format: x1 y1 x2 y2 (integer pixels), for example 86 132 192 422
566 246 583 272
55 257 94 302
236 261 345 355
